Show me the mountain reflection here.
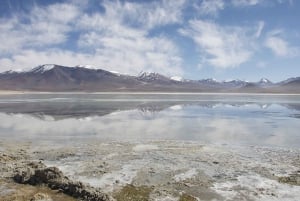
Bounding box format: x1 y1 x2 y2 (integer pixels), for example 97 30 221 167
0 101 298 120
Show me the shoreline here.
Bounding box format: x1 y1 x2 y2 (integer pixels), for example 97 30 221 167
1 90 300 95
1 140 300 201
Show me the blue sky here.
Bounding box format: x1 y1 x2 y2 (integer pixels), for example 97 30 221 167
0 0 299 82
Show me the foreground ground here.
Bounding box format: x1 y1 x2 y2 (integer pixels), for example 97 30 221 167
0 140 300 201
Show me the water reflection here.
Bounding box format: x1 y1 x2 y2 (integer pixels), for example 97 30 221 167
0 101 299 120
0 94 299 148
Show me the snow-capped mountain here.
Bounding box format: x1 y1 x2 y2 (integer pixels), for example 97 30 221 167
137 72 175 84
138 72 167 81
257 78 273 86
196 78 249 88
138 72 158 80
223 79 249 87
2 69 24 74
0 64 299 93
30 64 56 73
259 78 271 83
138 72 184 83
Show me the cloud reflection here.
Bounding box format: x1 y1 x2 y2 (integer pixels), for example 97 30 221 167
0 101 299 148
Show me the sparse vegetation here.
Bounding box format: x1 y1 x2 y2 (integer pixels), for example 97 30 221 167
278 173 300 186
179 193 198 201
114 184 152 201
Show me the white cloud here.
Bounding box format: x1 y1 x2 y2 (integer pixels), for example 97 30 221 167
255 21 265 38
231 0 261 7
180 20 253 69
76 0 184 75
138 0 186 29
0 3 80 54
264 36 298 57
1 0 297 76
0 0 185 76
194 0 225 17
0 49 87 70
0 18 23 54
277 0 294 5
265 37 288 56
232 0 294 7
84 0 185 31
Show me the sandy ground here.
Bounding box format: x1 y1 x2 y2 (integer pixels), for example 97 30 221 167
0 91 26 95
1 140 300 201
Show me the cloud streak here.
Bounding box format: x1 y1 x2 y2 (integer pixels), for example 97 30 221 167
180 20 253 69
265 36 298 57
264 31 299 57
194 0 225 17
231 0 261 7
255 21 265 38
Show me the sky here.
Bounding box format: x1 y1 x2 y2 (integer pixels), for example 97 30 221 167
0 0 299 82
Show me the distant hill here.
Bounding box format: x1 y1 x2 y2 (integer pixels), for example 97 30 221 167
0 64 299 93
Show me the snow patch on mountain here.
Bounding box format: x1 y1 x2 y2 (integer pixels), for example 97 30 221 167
198 78 220 86
260 78 269 83
76 65 97 70
109 71 121 76
169 105 183 110
138 72 167 81
138 71 155 78
223 79 248 83
259 78 272 84
2 69 24 74
202 78 218 83
30 64 55 73
3 70 14 74
208 78 218 82
170 76 183 82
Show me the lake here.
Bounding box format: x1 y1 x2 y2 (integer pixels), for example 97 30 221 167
0 93 299 147
0 93 300 201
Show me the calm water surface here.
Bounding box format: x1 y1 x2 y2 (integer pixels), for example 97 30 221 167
0 93 299 148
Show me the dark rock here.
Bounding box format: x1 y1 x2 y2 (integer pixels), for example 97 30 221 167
13 166 35 184
34 167 65 184
13 161 112 201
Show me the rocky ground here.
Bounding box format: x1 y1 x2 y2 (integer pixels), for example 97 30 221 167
0 140 300 201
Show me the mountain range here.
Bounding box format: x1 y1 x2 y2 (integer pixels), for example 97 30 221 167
0 64 299 93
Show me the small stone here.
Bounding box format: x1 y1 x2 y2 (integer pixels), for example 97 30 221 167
30 192 52 201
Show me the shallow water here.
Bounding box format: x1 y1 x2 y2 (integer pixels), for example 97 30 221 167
0 93 299 148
